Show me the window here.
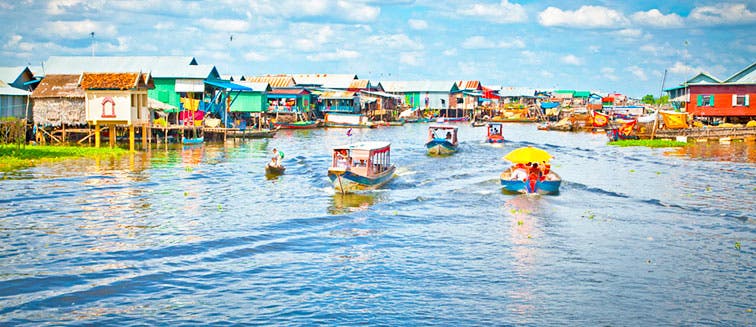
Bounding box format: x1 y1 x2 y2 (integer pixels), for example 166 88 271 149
697 94 714 107
732 94 750 107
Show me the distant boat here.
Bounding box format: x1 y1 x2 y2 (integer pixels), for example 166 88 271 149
540 101 560 109
486 122 505 143
327 141 396 194
324 113 371 128
182 136 204 144
500 147 561 195
425 124 459 155
274 120 321 129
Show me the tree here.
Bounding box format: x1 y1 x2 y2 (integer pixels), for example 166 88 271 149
641 94 655 104
655 95 669 105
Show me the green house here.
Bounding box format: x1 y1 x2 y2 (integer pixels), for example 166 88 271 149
229 82 272 113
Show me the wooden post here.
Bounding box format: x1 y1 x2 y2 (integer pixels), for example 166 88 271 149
95 123 101 148
129 124 135 152
142 123 148 148
109 125 116 148
61 124 66 144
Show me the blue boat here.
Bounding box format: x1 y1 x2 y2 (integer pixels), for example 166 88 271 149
540 101 560 109
327 142 396 194
426 125 458 155
181 136 204 144
500 166 561 195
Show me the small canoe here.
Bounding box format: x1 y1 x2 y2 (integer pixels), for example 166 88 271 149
182 136 204 144
274 121 321 129
265 163 286 175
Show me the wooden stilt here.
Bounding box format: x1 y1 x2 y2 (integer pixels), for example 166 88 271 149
95 123 101 148
142 123 148 148
109 125 116 148
129 124 135 152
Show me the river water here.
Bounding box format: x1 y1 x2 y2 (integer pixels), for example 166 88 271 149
0 123 754 325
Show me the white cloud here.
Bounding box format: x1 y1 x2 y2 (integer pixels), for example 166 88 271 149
520 50 540 64
46 0 89 15
244 51 269 62
443 48 457 56
640 44 658 53
399 52 423 66
5 34 22 48
39 20 118 40
540 70 554 78
306 48 359 61
462 36 524 49
154 22 175 31
688 3 756 25
247 0 380 23
631 9 684 28
626 65 648 81
588 45 601 53
669 61 698 75
561 54 583 65
539 5 629 28
0 2 13 10
601 67 619 81
459 0 527 23
198 18 250 33
614 28 643 38
366 34 418 50
408 19 428 30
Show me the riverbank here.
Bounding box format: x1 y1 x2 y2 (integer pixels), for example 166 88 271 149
0 145 127 172
608 139 688 147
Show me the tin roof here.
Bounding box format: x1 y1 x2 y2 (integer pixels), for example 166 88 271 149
235 81 272 92
723 61 756 84
30 74 84 98
42 56 216 79
291 74 357 89
348 79 370 90
686 72 721 85
456 80 481 90
497 86 537 97
0 80 30 96
380 81 457 93
0 66 33 85
320 90 356 99
269 88 310 95
246 75 296 88
79 72 152 90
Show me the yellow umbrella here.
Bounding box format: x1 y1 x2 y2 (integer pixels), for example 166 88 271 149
504 146 552 164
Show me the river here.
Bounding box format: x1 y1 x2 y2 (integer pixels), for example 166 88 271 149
0 123 754 325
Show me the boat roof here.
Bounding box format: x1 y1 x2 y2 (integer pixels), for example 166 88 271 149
333 141 391 151
428 124 458 130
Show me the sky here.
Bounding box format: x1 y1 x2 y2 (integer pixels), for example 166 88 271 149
1 0 755 97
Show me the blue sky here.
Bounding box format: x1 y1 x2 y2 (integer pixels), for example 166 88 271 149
1 0 755 97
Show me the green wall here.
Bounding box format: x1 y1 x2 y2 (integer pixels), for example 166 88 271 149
230 92 267 112
149 78 181 112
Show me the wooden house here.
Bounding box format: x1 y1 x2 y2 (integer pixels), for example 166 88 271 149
291 74 357 90
452 80 483 115
229 82 272 113
80 72 154 149
318 90 360 114
0 80 31 119
381 81 459 110
666 61 755 123
245 75 314 115
359 90 403 120
30 74 87 127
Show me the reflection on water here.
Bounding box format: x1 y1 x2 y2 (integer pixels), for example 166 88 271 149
0 124 753 326
664 140 756 162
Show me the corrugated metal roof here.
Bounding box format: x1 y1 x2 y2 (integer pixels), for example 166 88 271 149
30 75 84 98
497 86 537 97
380 81 456 92
80 72 151 90
269 88 310 95
42 56 212 78
320 90 356 99
348 79 369 90
0 66 32 84
0 80 30 96
292 74 357 89
456 80 481 90
686 72 721 84
246 75 296 88
235 81 271 92
723 61 756 84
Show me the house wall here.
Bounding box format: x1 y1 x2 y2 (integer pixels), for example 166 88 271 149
231 92 267 112
85 90 149 125
0 95 29 119
686 84 755 117
32 98 87 126
150 78 181 110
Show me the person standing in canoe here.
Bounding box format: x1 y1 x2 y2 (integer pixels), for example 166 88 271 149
270 148 285 168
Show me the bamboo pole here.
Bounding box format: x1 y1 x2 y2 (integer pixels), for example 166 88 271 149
129 124 135 152
109 125 116 148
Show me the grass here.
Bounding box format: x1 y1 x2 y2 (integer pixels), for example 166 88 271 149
0 144 128 172
608 139 688 148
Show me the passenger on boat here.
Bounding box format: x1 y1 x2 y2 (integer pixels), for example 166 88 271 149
445 132 452 140
336 153 349 169
512 163 528 181
269 148 281 167
529 163 543 181
540 161 551 181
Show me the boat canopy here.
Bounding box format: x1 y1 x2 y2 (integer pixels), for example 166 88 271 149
428 124 458 130
333 141 391 152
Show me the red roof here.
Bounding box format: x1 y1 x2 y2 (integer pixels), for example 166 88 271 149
269 88 310 95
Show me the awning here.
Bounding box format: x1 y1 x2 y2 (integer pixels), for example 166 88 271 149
204 79 252 91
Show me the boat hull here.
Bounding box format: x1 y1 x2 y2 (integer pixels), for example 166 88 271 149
500 171 561 195
265 164 286 175
274 121 320 129
182 136 204 144
328 166 396 193
425 139 458 155
487 135 505 143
